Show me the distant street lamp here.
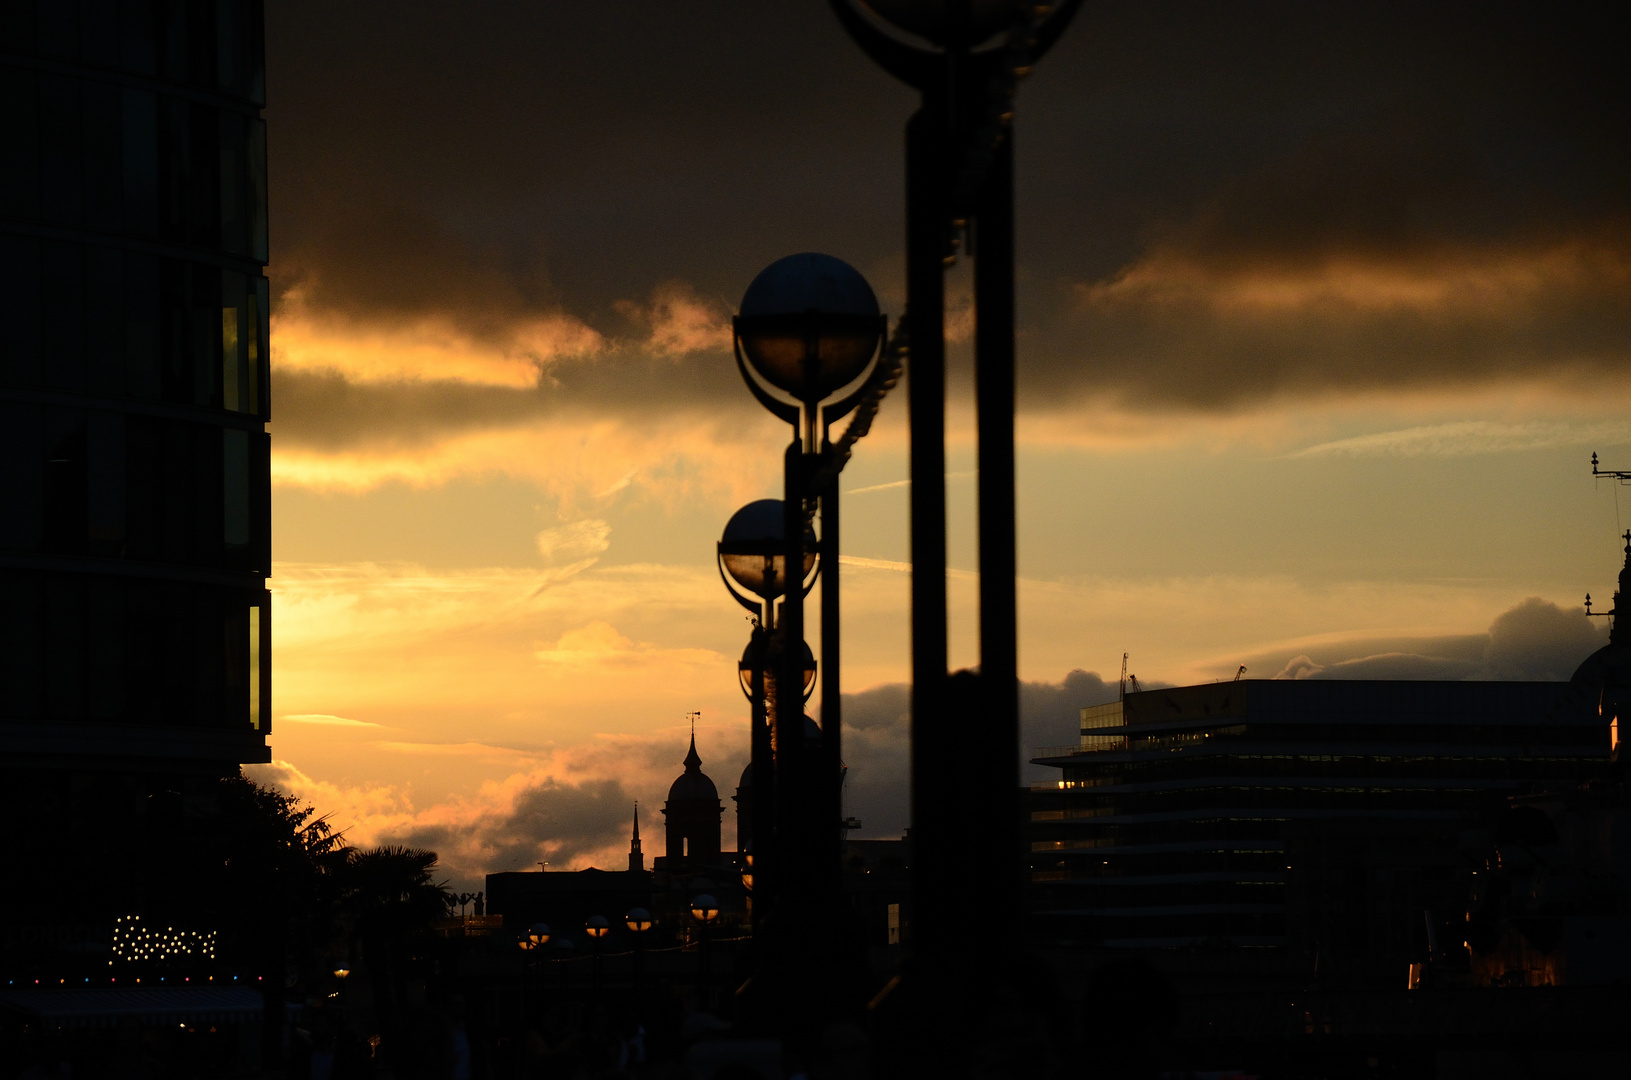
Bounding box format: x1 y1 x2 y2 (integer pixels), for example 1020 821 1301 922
626 907 653 1016
725 253 894 926
518 923 550 1018
830 0 1082 978
585 916 610 1000
718 498 819 917
690 894 721 1010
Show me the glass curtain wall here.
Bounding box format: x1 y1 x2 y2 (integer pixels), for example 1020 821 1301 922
0 0 271 755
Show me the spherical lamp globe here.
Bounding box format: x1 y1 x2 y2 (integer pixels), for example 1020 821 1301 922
736 253 883 404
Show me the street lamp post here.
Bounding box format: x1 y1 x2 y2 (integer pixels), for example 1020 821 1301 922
584 916 610 1002
690 894 721 1011
730 253 890 898
625 907 653 1020
518 923 550 1020
830 0 1082 977
719 500 819 920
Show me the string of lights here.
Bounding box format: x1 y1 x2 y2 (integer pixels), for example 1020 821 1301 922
110 914 219 964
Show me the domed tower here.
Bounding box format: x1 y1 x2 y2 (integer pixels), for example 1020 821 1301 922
663 732 723 866
1575 530 1631 758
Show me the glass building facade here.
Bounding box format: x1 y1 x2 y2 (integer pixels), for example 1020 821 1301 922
1029 680 1610 984
0 1 270 774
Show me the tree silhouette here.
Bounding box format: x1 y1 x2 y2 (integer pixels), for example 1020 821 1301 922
334 845 453 1018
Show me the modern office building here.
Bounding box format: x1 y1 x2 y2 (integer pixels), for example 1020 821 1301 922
1 1 270 768
0 1 271 956
1029 678 1611 984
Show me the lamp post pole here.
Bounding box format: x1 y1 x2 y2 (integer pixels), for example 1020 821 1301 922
691 895 720 1012
779 444 810 894
585 917 609 1004
748 627 773 929
831 0 1081 979
724 255 893 920
721 504 813 925
818 460 843 879
625 908 652 1023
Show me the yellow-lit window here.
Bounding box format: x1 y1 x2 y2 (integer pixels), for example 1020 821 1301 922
249 605 262 731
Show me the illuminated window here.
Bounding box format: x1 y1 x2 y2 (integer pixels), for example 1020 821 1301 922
248 604 262 731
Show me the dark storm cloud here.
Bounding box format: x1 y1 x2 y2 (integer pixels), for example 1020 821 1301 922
386 776 634 882
832 668 1148 835
838 596 1606 833
832 682 911 838
1268 597 1606 682
266 1 1631 435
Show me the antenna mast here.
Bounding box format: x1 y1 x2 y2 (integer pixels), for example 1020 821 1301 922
1592 452 1631 483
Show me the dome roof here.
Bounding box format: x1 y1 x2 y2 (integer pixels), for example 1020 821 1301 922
667 733 721 805
737 762 752 791
1570 642 1631 720
1568 533 1631 738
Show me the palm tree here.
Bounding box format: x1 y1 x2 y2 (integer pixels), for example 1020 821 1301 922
336 845 453 1018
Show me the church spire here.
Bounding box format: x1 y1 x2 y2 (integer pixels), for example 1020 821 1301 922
628 802 644 872
684 711 702 771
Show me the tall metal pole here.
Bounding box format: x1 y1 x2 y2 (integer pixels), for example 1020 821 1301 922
973 130 1022 938
749 625 774 928
820 460 844 890
779 442 809 893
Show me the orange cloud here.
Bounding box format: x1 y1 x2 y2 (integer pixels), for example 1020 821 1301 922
1081 234 1631 317
270 411 784 512
615 281 734 357
273 287 604 389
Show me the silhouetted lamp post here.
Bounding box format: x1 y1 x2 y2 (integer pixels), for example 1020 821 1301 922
585 916 610 1000
518 923 550 1016
718 498 819 915
830 0 1082 978
729 253 890 914
690 894 720 1009
625 906 652 1014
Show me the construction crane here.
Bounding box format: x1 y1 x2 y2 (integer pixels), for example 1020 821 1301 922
1119 653 1128 700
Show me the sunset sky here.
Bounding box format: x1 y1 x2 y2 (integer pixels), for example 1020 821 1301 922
247 2 1631 891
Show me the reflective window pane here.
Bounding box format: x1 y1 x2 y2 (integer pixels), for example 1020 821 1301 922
222 427 248 546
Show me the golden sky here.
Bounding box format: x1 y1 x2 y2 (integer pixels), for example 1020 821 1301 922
249 2 1631 891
